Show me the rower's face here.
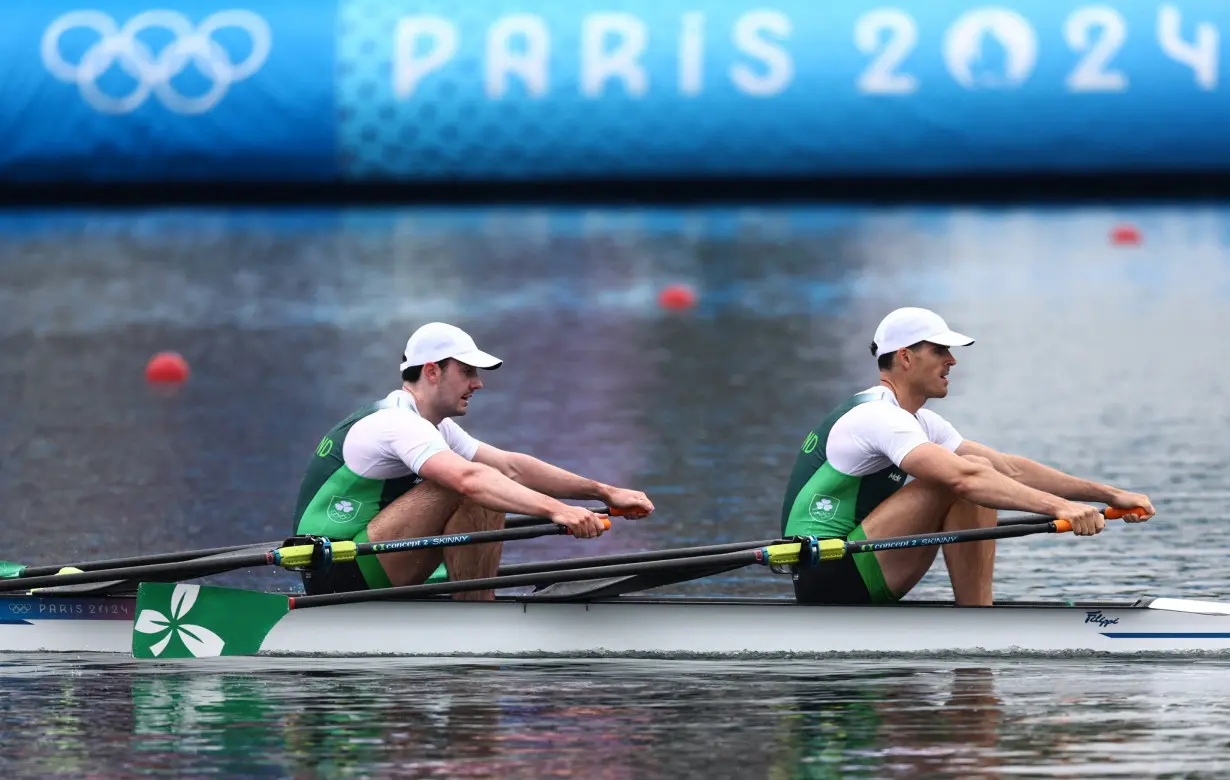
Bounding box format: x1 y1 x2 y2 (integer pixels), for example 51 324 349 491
911 342 956 398
441 360 484 415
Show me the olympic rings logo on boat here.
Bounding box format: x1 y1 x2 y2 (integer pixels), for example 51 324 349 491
7 603 31 615
40 10 272 115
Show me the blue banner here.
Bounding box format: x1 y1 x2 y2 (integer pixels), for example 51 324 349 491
0 1 1228 182
0 1 335 182
337 0 1230 179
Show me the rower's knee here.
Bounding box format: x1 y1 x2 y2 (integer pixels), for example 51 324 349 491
452 499 505 532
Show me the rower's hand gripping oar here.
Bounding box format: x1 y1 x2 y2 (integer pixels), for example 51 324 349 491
505 505 648 526
0 518 612 593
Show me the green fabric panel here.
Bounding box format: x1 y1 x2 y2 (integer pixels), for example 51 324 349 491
784 462 862 538
353 527 392 590
848 525 900 604
295 465 387 539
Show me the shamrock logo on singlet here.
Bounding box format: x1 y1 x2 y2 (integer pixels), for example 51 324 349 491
327 496 362 523
809 494 840 522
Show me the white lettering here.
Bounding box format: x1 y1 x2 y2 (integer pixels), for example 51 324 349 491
731 10 792 97
1064 6 1128 92
581 13 648 97
486 15 549 98
855 9 919 95
1158 5 1218 90
679 12 705 96
943 8 1037 89
394 16 458 100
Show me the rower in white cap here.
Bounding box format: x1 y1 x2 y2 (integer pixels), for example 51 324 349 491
779 307 1154 606
291 322 654 599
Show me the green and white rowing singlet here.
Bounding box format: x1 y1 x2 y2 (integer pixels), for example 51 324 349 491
780 386 963 539
293 390 482 540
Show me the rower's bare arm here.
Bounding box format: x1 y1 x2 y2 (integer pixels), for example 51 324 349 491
473 445 655 517
957 440 1113 502
417 450 608 537
956 441 1155 521
899 443 1106 534
473 445 602 499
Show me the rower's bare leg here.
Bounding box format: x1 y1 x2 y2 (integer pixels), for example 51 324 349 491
364 482 508 600
364 481 462 588
939 492 998 606
858 479 956 598
858 455 997 605
441 501 505 601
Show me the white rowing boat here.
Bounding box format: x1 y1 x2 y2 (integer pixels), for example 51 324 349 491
0 511 1208 659
4 590 1230 657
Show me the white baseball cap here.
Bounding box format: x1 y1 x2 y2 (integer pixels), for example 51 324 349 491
872 307 974 358
400 322 503 371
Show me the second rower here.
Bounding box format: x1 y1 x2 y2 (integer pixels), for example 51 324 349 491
291 322 655 599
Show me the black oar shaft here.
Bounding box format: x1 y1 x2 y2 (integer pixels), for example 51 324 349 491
996 514 1056 528
497 538 783 576
844 521 1057 556
17 543 270 579
8 513 572 580
358 524 567 555
293 548 767 608
0 522 582 593
0 550 274 593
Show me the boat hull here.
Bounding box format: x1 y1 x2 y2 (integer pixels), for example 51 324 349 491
4 594 1230 657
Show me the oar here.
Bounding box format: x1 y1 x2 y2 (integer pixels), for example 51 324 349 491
505 505 646 527
0 542 270 580
0 519 610 594
497 538 784 576
996 506 1143 527
494 508 1143 576
0 508 619 581
131 513 1117 658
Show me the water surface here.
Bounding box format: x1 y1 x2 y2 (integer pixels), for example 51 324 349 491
2 204 1229 776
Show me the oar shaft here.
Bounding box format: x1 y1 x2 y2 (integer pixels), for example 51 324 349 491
16 543 270 579
843 521 1058 555
996 506 1141 528
497 538 784 576
0 550 274 593
0 520 591 592
356 523 570 556
292 548 766 608
505 506 638 528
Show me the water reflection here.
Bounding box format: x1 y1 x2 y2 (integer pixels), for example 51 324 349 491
3 657 1230 778
770 666 1004 779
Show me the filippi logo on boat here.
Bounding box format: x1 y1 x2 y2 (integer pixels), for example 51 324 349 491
1085 610 1120 628
40 9 272 115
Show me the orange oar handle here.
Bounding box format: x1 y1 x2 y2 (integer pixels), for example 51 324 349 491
1054 506 1148 534
607 507 650 519
565 516 611 534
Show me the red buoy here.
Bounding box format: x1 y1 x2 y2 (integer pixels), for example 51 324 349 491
1110 224 1142 246
145 351 190 384
658 283 698 311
